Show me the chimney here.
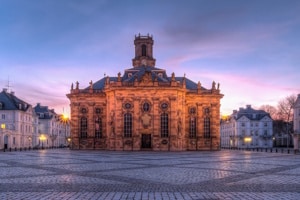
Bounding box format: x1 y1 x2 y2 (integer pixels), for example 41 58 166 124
246 105 251 109
11 91 15 95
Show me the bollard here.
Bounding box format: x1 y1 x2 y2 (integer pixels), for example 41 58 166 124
276 149 278 153
271 148 272 153
9 147 11 152
15 147 17 151
3 148 5 152
288 149 290 154
20 147 22 151
265 148 267 152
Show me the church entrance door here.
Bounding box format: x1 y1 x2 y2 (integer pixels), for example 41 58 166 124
141 134 151 149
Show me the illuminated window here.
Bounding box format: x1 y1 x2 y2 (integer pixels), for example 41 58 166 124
124 113 132 137
189 117 196 138
161 113 169 137
80 117 87 138
1 124 5 129
204 117 210 138
95 117 102 138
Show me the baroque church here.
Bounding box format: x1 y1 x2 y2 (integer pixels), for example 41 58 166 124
67 35 223 151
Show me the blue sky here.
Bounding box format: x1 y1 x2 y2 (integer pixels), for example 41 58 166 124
0 0 299 116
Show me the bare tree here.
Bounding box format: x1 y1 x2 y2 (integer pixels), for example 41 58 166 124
259 105 278 120
277 94 297 122
277 94 297 148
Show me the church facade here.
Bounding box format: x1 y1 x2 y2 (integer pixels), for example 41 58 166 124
67 35 223 151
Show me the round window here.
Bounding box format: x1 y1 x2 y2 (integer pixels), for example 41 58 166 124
161 103 168 110
143 102 150 112
95 108 101 114
189 107 196 114
124 103 132 109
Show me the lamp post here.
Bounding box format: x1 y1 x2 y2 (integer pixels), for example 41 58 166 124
39 134 46 149
244 137 252 150
1 123 6 149
27 136 32 148
67 137 71 149
61 114 69 146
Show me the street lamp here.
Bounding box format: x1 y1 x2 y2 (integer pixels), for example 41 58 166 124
39 134 46 149
60 114 69 146
67 137 71 148
27 136 32 148
244 137 252 150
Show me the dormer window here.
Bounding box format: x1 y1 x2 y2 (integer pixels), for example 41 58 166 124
158 73 163 78
19 104 22 110
128 73 132 78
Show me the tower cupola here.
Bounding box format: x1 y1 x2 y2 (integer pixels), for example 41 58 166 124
132 34 156 67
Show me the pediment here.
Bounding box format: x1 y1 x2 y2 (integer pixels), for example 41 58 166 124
139 72 153 86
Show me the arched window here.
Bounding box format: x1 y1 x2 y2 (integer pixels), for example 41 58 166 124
80 117 88 138
95 117 102 138
142 44 147 56
161 113 169 137
124 113 132 137
189 117 196 138
204 117 210 138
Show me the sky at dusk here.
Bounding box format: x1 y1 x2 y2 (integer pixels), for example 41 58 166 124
0 0 299 116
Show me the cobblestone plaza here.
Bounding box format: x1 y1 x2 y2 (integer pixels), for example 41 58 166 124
0 149 299 200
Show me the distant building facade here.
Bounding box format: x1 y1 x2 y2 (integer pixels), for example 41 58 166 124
221 105 273 149
34 103 70 148
67 35 223 151
0 89 39 150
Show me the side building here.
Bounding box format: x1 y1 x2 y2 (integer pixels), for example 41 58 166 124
221 105 273 149
0 88 39 150
34 103 70 148
293 94 300 151
67 35 224 151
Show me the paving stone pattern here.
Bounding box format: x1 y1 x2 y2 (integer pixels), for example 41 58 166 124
0 150 300 200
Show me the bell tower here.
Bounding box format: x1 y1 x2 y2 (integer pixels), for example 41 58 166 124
132 34 156 67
